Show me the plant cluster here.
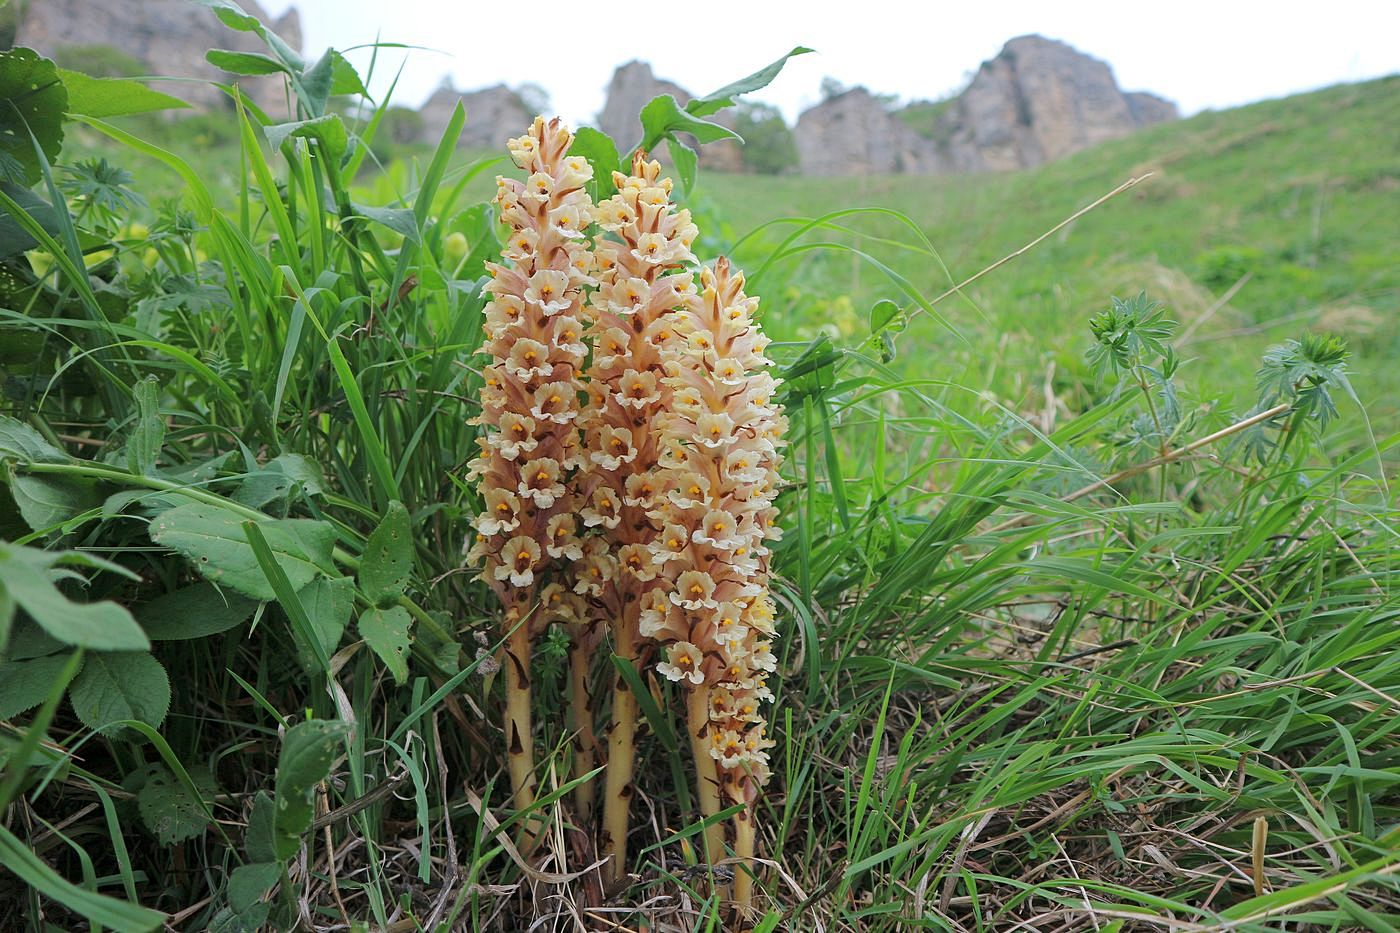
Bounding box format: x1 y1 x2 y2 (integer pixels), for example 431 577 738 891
465 117 786 905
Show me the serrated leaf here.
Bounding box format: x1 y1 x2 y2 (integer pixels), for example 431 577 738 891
359 501 412 607
0 414 68 464
358 605 411 684
206 49 287 77
9 472 99 532
68 651 170 735
329 51 367 98
0 541 148 651
568 126 621 201
228 862 281 912
136 582 259 641
57 69 189 117
299 49 335 116
149 503 335 601
637 95 740 154
137 764 216 844
0 652 79 719
265 114 347 162
272 719 348 858
294 576 351 674
686 47 814 118
127 376 164 476
0 48 66 186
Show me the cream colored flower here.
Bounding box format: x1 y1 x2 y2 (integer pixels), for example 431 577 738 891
657 641 705 685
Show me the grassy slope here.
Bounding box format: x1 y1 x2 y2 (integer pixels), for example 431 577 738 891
10 73 1397 932
703 76 1400 440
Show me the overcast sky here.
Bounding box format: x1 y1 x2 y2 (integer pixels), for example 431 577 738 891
260 0 1399 131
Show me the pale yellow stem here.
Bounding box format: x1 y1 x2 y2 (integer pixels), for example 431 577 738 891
733 792 756 906
569 635 598 825
686 687 728 899
504 617 540 853
601 624 638 890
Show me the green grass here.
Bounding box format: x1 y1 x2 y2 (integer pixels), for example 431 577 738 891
0 39 1397 933
703 76 1400 442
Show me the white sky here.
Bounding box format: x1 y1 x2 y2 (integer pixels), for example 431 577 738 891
259 0 1399 129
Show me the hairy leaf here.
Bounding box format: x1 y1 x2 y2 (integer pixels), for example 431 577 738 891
0 652 80 719
68 651 171 735
149 503 336 600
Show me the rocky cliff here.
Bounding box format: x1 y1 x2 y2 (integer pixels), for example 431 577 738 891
794 88 940 176
13 0 301 115
419 81 535 150
596 60 744 171
797 35 1179 176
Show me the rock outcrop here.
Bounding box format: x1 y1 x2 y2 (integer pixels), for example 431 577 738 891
418 81 534 150
795 88 941 176
13 0 302 115
596 60 744 172
798 35 1179 175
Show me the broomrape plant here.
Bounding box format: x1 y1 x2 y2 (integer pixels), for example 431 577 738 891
467 124 784 906
466 116 597 842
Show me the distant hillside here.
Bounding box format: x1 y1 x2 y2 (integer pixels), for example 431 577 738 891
708 76 1400 433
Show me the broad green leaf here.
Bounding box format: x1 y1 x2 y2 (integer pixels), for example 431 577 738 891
244 791 278 863
670 138 698 196
149 503 336 600
358 605 411 684
127 376 164 476
568 126 621 201
329 51 367 98
233 453 324 509
637 95 740 154
359 501 412 607
686 47 814 118
137 764 217 844
352 202 420 245
0 823 165 931
298 49 336 116
193 0 263 33
68 651 170 735
57 70 189 117
0 48 66 185
205 49 286 77
9 472 98 532
293 576 352 673
136 582 259 641
0 541 148 651
265 114 347 162
0 652 80 719
228 862 281 912
272 719 348 859
0 414 68 464
869 298 900 334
